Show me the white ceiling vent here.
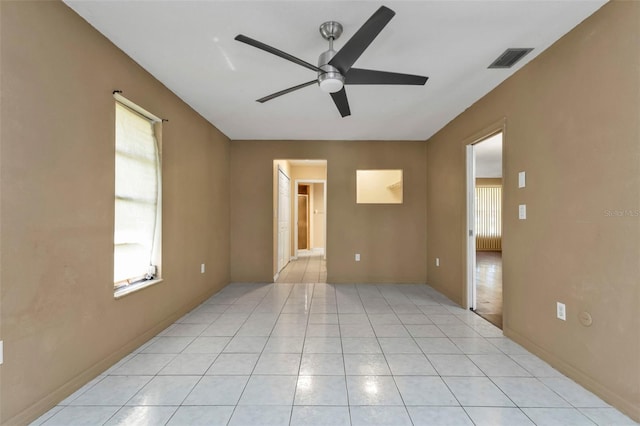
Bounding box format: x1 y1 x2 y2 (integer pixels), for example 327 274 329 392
488 48 534 69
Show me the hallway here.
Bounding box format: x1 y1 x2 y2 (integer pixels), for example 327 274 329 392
276 252 326 284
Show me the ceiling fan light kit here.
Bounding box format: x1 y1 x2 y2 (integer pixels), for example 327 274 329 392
317 21 344 93
235 6 428 117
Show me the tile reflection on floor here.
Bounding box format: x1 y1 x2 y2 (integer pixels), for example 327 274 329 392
32 283 638 426
276 253 326 284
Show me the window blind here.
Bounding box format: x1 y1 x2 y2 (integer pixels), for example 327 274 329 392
114 102 160 285
475 185 502 251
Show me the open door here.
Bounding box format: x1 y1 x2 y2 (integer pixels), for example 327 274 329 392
466 144 477 310
277 166 291 274
297 193 309 250
467 131 504 328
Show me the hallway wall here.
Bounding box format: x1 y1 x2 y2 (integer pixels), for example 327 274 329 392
425 1 639 420
312 182 325 250
0 2 231 423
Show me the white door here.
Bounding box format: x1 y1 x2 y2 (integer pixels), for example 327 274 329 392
277 168 291 272
466 144 477 310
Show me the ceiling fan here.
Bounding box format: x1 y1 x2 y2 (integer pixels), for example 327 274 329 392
235 6 428 118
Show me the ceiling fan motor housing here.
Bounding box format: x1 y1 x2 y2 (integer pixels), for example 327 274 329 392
317 21 345 93
318 49 344 93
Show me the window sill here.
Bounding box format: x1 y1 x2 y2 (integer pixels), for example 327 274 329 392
114 278 163 299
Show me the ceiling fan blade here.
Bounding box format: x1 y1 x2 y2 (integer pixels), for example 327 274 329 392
256 80 318 103
330 88 351 118
235 34 323 73
328 6 395 74
345 68 428 85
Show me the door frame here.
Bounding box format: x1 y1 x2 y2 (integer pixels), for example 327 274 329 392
293 179 327 260
297 193 310 250
466 144 478 310
464 119 506 312
275 165 291 281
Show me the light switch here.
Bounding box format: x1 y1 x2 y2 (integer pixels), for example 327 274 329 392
355 253 360 262
518 171 526 188
557 302 566 321
519 204 527 220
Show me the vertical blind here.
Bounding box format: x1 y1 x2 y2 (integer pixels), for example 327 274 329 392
475 185 502 251
114 102 160 285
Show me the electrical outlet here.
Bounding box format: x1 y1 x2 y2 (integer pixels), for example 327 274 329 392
355 253 360 262
557 302 566 321
436 258 440 267
200 263 205 274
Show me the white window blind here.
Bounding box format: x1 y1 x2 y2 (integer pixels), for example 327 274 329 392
114 102 160 285
475 185 502 251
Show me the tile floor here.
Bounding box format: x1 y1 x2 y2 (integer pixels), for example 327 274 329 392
32 283 638 426
276 253 326 284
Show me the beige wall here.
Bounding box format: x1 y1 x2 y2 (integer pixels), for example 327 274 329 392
290 165 326 181
231 141 427 283
0 2 230 424
426 1 639 420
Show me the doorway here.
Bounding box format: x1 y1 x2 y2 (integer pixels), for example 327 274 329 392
294 180 326 259
273 160 327 283
276 166 291 275
297 186 310 250
466 132 503 328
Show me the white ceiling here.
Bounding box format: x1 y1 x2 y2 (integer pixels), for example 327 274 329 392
64 0 605 141
475 132 502 178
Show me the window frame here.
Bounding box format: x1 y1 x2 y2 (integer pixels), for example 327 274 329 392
113 94 163 298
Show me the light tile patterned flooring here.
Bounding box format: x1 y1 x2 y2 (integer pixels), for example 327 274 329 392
276 253 326 284
32 283 638 426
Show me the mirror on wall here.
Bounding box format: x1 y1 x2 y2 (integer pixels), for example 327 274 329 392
356 169 403 204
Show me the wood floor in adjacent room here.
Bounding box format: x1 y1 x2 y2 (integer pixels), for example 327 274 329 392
475 251 503 329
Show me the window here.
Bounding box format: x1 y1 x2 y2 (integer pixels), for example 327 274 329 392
114 98 161 295
475 185 502 250
356 169 403 204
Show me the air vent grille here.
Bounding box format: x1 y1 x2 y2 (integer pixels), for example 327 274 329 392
488 48 533 69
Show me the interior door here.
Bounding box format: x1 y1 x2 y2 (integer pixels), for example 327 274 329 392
297 194 308 250
278 168 290 272
466 144 477 310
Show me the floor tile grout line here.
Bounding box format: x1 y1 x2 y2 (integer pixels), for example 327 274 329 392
288 282 314 425
329 284 353 426
367 286 414 425
100 301 231 424
224 282 291 425
176 284 276 426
